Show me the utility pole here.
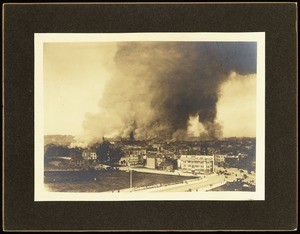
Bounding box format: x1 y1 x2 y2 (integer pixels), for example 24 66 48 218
130 168 133 192
128 162 133 192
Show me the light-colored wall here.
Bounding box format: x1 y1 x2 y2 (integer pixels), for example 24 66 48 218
146 158 156 169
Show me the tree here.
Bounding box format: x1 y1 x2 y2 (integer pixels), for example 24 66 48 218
109 147 125 164
69 147 84 158
163 157 178 170
94 141 110 163
44 144 70 158
93 141 124 165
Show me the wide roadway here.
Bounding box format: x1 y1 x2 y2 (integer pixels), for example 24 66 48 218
135 174 226 192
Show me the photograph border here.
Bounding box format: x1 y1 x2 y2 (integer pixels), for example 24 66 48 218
34 32 265 201
3 3 297 231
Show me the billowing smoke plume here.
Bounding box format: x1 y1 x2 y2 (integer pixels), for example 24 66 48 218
75 42 256 146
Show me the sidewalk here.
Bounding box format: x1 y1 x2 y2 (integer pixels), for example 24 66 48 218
118 166 202 177
106 174 219 193
133 178 208 193
105 177 206 193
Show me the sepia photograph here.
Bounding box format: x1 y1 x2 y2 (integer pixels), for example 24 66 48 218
2 2 299 232
34 33 265 201
4 3 297 231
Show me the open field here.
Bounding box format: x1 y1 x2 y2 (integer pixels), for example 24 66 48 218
44 170 196 192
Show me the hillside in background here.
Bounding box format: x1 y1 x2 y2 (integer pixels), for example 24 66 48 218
44 135 75 146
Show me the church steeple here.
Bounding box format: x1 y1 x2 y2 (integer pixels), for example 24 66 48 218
130 131 134 141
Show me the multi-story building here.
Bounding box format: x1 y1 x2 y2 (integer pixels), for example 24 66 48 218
224 155 239 165
127 154 143 166
178 155 214 175
214 154 226 165
152 143 164 152
124 146 147 165
146 156 156 169
145 153 169 169
82 150 97 160
123 146 147 166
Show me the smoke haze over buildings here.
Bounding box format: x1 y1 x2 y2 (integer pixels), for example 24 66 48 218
74 42 256 146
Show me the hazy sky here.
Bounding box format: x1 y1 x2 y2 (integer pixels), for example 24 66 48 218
44 42 256 139
216 72 256 137
44 43 117 135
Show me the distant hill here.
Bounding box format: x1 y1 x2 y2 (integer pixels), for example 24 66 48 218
44 135 75 146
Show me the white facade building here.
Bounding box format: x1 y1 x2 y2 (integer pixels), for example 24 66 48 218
82 150 97 160
178 155 214 175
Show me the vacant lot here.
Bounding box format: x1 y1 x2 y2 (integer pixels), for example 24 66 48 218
45 170 196 192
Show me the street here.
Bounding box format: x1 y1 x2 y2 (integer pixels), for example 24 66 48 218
110 166 256 193
135 174 226 192
118 166 199 177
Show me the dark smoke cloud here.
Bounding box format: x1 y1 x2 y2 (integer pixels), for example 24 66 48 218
77 42 256 145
